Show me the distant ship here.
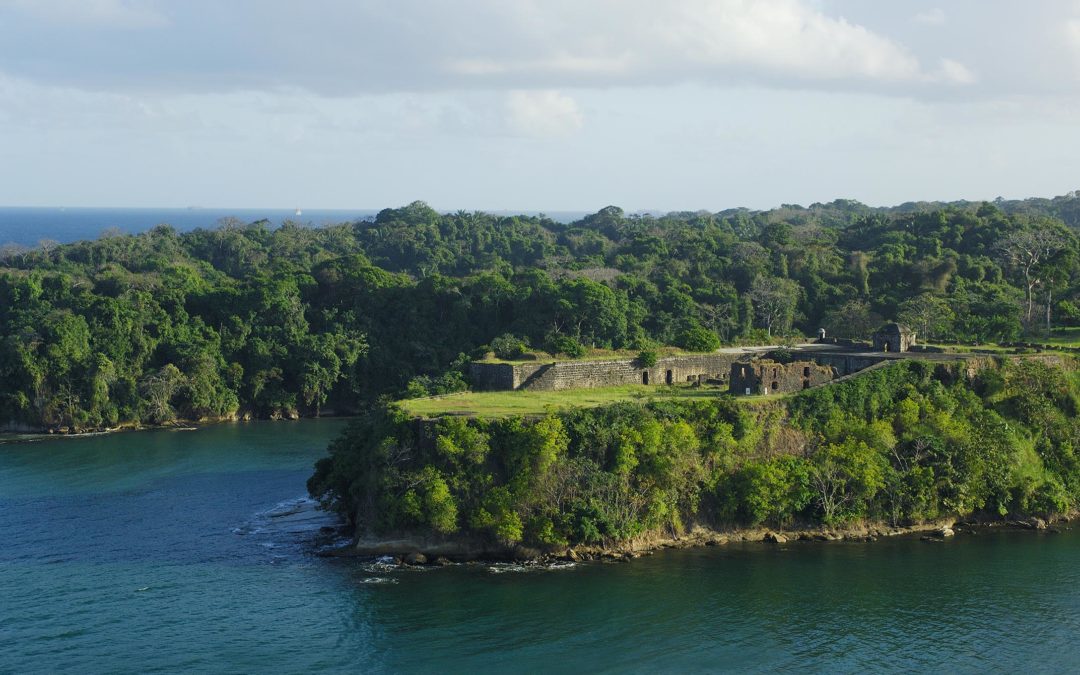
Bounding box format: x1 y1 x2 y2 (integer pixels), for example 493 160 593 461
295 208 302 216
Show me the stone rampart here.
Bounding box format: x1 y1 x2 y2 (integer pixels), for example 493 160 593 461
469 354 743 391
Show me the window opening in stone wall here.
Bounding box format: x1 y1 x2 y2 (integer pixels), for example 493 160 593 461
771 381 779 392
803 366 810 376
642 371 649 385
666 370 673 385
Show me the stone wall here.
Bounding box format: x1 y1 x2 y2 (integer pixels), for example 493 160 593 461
728 359 834 395
469 354 743 392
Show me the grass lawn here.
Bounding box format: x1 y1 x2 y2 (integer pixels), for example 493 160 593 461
1043 327 1080 348
399 384 731 418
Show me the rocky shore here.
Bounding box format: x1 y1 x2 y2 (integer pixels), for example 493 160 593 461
322 513 1075 568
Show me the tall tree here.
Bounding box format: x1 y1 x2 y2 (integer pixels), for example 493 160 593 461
998 226 1068 328
748 276 800 337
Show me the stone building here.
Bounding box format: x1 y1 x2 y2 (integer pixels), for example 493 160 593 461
468 353 742 392
728 359 834 395
872 323 916 353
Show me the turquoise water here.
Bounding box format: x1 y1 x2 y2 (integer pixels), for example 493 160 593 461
2 421 1079 673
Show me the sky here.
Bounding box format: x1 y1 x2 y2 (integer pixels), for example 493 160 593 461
1 0 1079 212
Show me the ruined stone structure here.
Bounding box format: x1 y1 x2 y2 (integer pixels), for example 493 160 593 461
727 359 834 396
468 354 743 392
872 323 916 353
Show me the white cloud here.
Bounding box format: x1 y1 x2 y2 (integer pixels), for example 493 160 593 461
446 0 944 87
936 58 976 85
0 0 974 97
505 90 584 138
913 8 947 26
0 0 168 28
1066 16 1080 73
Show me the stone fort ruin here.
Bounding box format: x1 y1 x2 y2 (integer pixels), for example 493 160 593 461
468 322 921 396
727 359 833 396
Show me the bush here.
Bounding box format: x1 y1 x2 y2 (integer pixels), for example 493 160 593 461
546 334 587 358
637 349 658 368
490 333 528 360
677 326 721 352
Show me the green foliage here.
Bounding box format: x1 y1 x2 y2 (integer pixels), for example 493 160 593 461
546 334 587 358
731 455 813 526
490 333 528 360
677 326 721 352
313 358 1080 548
7 198 1080 430
636 349 658 368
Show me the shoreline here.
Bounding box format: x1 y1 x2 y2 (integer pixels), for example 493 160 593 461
0 413 355 445
323 513 1076 566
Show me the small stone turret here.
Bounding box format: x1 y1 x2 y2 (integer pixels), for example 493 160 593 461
872 323 916 353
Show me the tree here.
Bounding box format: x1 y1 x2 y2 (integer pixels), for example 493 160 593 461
810 439 887 524
998 226 1069 328
490 333 528 360
898 293 955 342
139 364 183 424
821 299 882 340
748 276 799 337
677 325 720 352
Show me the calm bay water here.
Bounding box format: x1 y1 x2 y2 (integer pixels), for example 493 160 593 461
2 421 1079 673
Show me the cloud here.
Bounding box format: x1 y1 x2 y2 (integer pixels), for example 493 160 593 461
0 0 973 97
0 0 168 28
1066 16 1080 72
936 58 976 85
505 90 584 138
444 0 943 87
913 8 947 26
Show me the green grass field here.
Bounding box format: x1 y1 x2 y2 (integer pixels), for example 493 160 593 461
1043 327 1080 348
398 384 731 418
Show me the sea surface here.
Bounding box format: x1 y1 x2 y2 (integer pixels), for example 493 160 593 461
0 207 589 247
2 421 1079 673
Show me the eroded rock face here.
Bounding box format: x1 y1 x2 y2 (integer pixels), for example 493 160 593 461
404 552 428 565
764 532 788 544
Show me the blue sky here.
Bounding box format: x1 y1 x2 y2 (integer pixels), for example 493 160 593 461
1 0 1078 211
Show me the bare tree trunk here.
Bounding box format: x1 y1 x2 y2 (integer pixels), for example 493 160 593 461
1047 286 1053 338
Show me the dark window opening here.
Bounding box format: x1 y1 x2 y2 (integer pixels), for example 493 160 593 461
803 366 811 376
771 381 779 392
666 370 673 385
642 371 649 385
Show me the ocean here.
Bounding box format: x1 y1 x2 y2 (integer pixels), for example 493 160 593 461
2 421 1079 673
0 207 589 248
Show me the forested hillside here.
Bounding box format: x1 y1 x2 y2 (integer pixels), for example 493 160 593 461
309 358 1080 549
2 194 1079 431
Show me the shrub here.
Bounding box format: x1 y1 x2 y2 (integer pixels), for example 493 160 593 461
677 326 721 352
490 333 528 360
546 334 587 358
637 349 658 368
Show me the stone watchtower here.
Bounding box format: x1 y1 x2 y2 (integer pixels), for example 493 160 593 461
872 323 916 353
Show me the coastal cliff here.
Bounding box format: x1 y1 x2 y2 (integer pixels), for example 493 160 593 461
311 357 1080 562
